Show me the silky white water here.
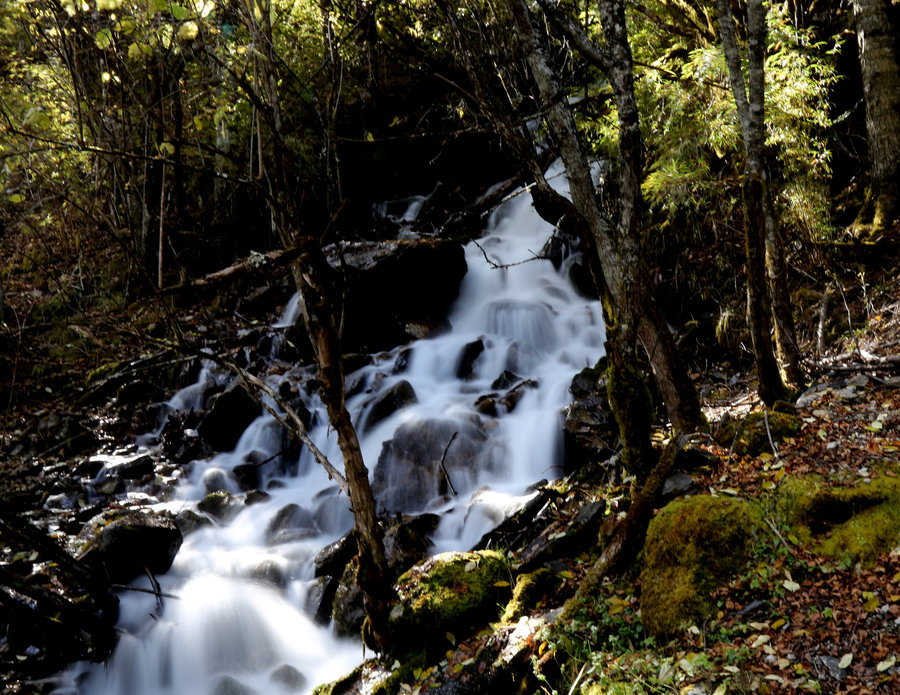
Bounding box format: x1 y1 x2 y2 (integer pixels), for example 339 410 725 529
60 169 605 695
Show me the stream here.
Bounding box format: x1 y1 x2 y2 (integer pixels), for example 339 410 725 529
57 167 606 695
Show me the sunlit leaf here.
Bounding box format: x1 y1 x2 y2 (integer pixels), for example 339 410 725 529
94 28 113 49
838 653 853 669
7 193 25 204
876 656 896 672
783 580 800 592
170 3 188 20
177 20 199 41
96 0 123 10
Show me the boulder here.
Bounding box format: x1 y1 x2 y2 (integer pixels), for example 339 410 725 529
265 503 319 545
372 418 488 513
322 238 467 353
197 381 261 452
714 410 802 458
639 495 761 637
388 550 511 657
77 509 183 583
361 380 418 432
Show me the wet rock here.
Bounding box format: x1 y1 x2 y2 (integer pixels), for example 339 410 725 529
456 338 485 379
197 491 242 521
249 560 285 588
270 664 307 691
77 509 183 583
314 533 358 579
322 238 467 353
306 575 339 625
562 395 616 471
361 380 418 432
175 508 213 536
198 381 261 452
245 489 270 506
330 514 440 637
115 379 165 406
233 461 260 492
491 369 522 390
211 675 258 695
105 454 155 480
159 410 206 464
202 467 230 494
372 418 488 513
265 503 319 545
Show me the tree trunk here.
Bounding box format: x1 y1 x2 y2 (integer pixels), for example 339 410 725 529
286 243 391 652
509 0 705 434
716 0 787 404
852 0 900 235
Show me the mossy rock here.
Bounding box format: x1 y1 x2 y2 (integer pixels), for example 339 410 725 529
501 568 554 623
715 410 801 457
388 550 510 657
777 475 900 566
640 495 761 637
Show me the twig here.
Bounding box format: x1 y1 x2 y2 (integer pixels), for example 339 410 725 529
111 584 180 600
143 563 165 613
439 432 459 496
762 409 779 460
472 238 548 270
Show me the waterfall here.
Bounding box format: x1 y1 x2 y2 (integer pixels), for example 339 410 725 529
59 167 605 695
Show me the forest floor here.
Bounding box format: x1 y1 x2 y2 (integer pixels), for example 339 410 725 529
2 228 900 694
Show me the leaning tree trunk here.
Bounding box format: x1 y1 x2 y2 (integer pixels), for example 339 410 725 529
716 0 787 405
286 242 391 652
852 0 900 235
244 0 391 651
507 0 705 435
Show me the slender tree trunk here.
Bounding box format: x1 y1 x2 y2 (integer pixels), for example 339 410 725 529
852 0 900 235
244 0 391 651
508 0 705 434
286 244 391 651
716 0 786 404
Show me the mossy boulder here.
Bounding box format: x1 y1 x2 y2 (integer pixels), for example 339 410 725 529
715 410 801 457
640 495 761 638
777 475 900 566
388 550 510 657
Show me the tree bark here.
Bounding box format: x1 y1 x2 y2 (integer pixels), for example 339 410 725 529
715 0 787 404
511 0 705 434
286 242 391 652
852 0 900 235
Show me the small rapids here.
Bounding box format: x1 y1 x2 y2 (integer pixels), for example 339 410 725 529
58 169 606 695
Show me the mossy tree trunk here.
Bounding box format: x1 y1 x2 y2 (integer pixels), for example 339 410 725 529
852 0 900 236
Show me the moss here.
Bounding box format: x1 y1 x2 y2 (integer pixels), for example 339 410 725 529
501 568 553 623
715 410 802 457
388 550 510 656
777 474 900 566
640 495 762 637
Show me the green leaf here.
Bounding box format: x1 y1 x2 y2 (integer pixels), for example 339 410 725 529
7 193 25 204
158 141 175 156
94 28 113 49
170 3 188 20
128 42 153 61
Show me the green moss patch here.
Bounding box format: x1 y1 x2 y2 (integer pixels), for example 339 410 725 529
501 568 553 623
715 410 801 457
640 495 762 637
389 550 510 657
778 474 900 566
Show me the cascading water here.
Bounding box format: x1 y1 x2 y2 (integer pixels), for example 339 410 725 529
58 167 606 695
